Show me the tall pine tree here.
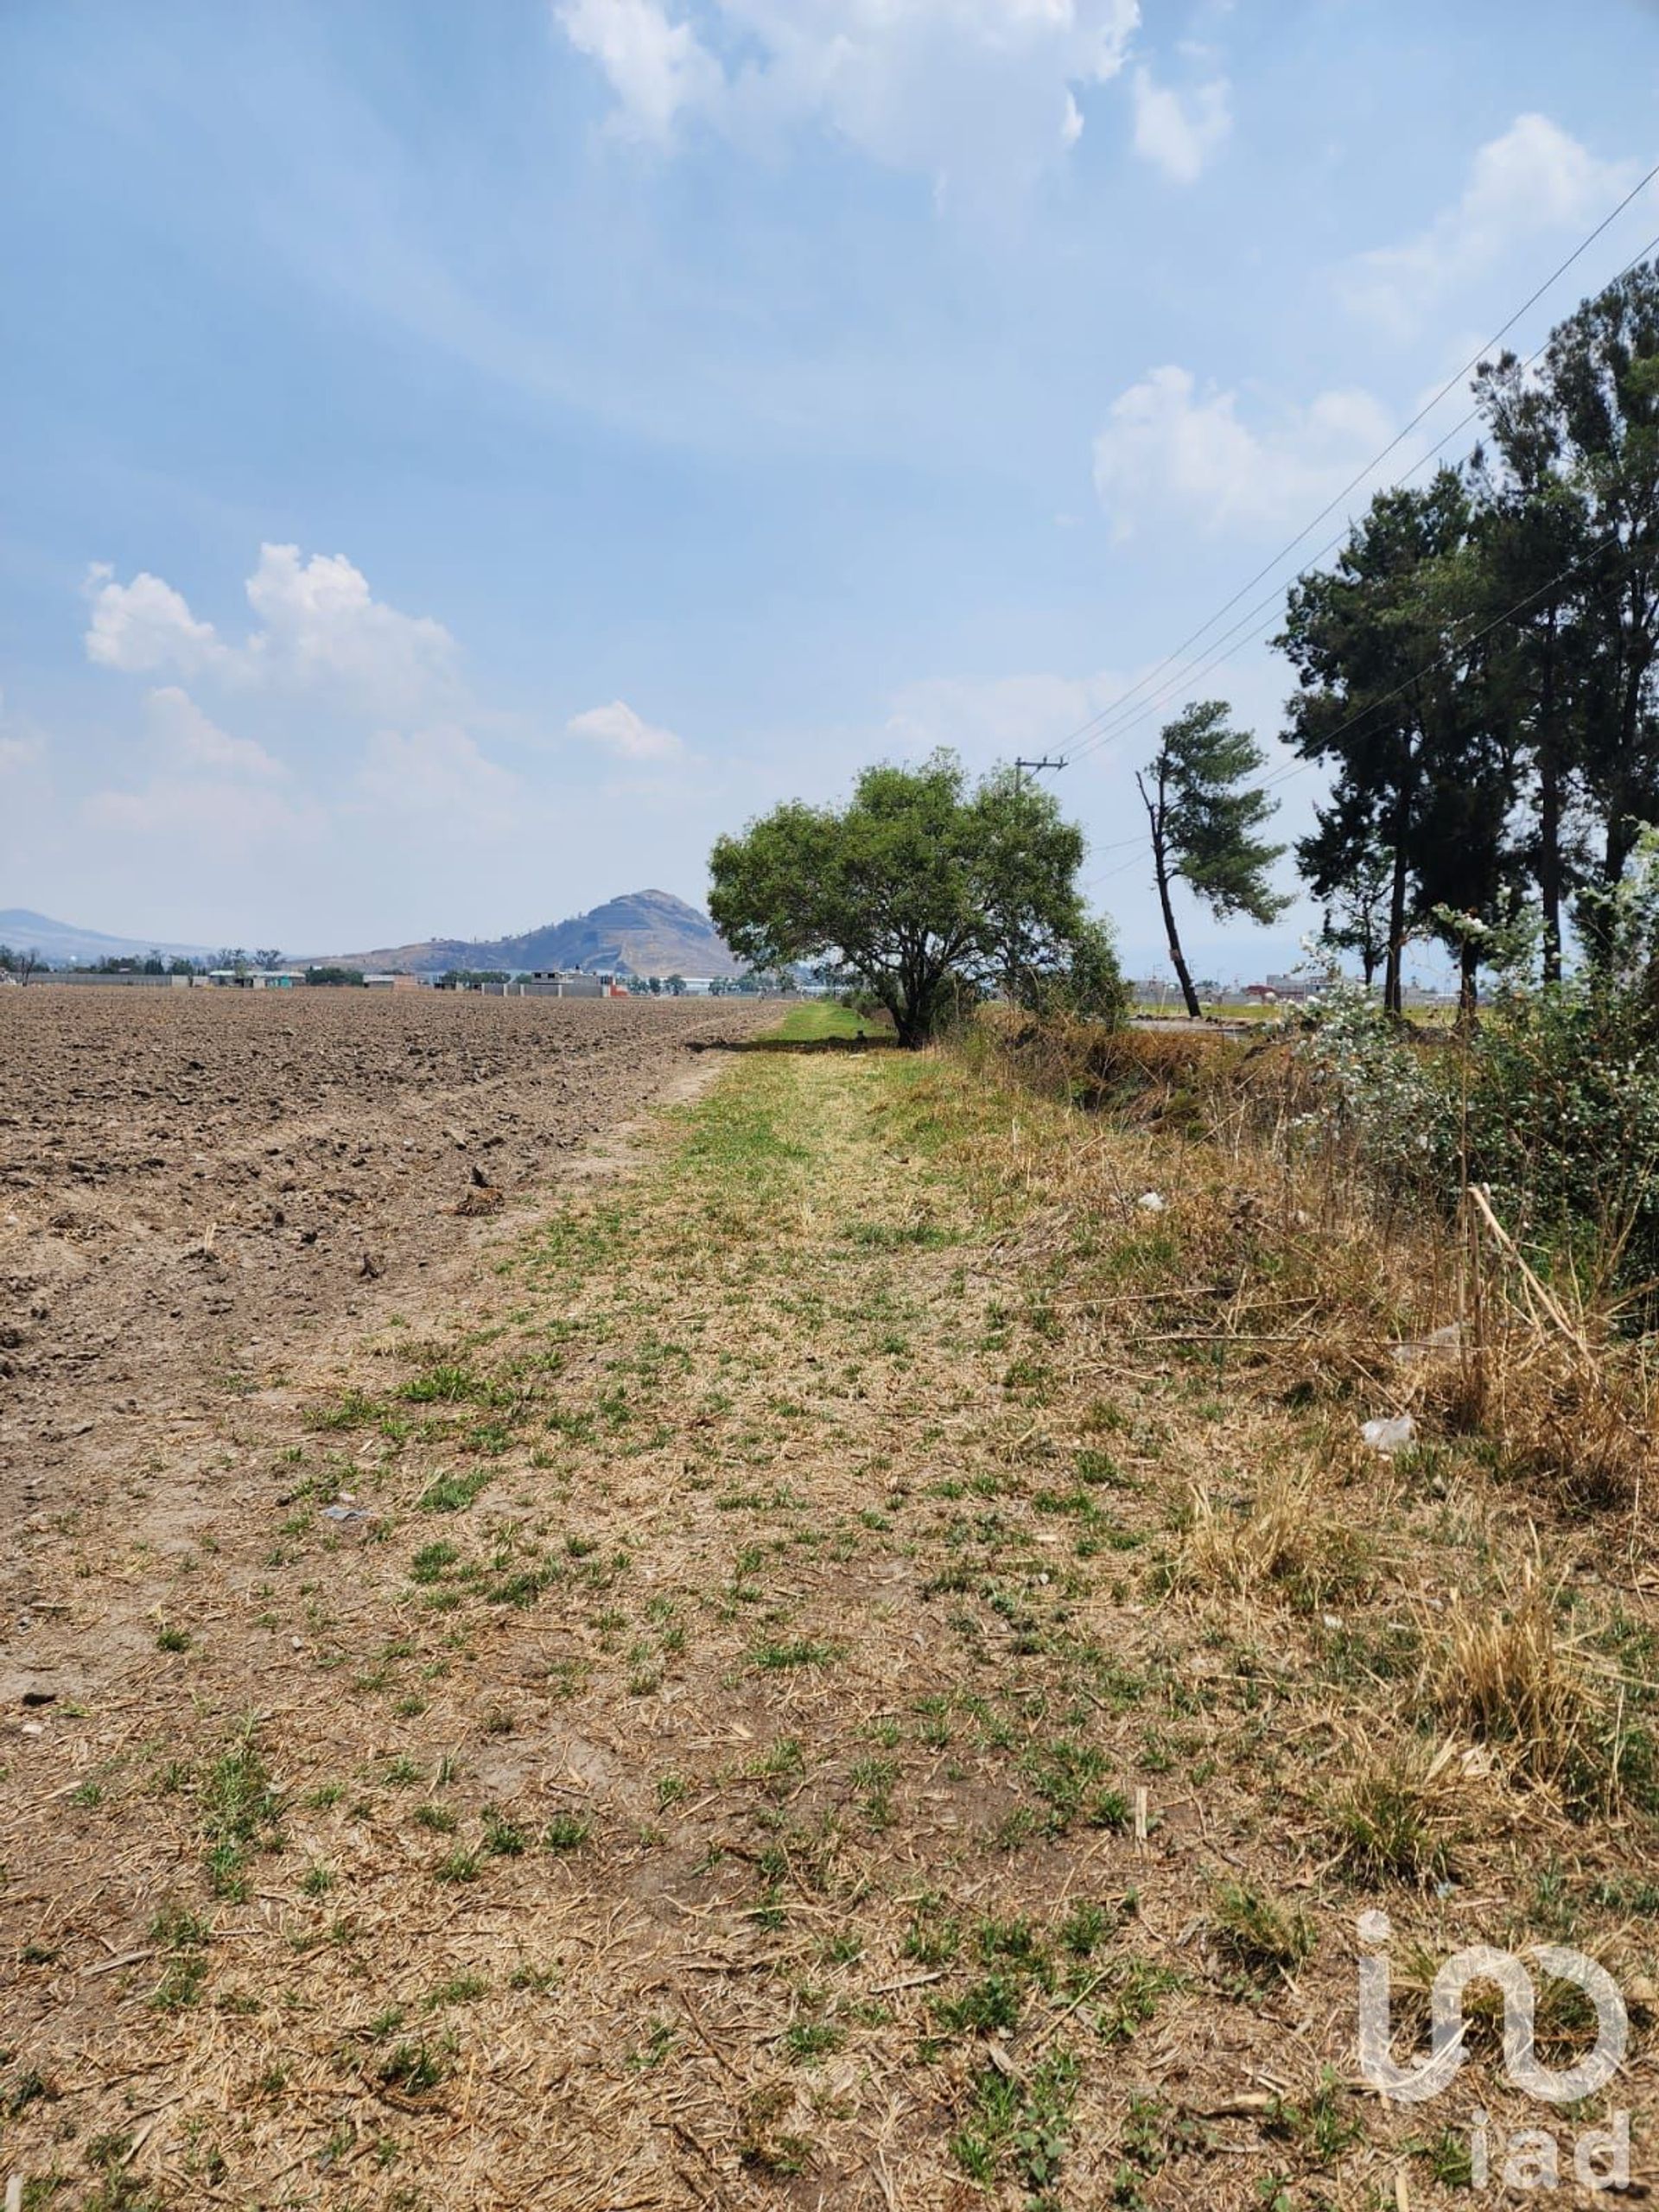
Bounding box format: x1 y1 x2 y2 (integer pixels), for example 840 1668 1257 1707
1137 702 1287 1020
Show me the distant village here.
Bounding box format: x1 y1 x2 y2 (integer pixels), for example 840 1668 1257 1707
24 960 778 997
8 953 1461 1012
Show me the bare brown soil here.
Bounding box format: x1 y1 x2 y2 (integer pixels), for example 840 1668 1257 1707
0 988 769 1702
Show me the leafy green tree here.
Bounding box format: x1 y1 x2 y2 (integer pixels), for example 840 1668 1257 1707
1014 915 1129 1026
1135 701 1287 1020
709 751 1115 1048
1303 803 1393 987
1470 352 1598 981
1281 474 1499 1014
1527 265 1659 950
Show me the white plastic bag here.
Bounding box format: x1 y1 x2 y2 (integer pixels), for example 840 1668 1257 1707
1360 1413 1417 1455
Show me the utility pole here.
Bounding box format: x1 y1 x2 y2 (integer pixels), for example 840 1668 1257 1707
1013 755 1067 794
1005 757 1069 1011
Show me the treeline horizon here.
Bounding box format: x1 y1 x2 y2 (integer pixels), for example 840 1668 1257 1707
1267 257 1659 1017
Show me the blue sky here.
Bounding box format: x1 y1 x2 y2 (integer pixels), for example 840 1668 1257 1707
3 0 1657 974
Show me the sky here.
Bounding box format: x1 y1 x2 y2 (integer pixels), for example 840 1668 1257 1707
3 1 1658 977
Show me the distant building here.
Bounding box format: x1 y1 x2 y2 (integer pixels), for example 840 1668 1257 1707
1241 973 1320 1004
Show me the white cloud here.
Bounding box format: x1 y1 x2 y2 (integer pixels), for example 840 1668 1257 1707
84 564 226 676
240 545 458 712
1129 65 1229 184
1092 364 1395 537
144 686 281 779
555 0 1141 190
85 544 458 717
567 698 685 762
556 0 722 141
1341 115 1642 335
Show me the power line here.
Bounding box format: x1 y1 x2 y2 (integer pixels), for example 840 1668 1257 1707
1255 530 1626 802
1050 169 1659 773
1081 526 1631 898
1057 216 1659 790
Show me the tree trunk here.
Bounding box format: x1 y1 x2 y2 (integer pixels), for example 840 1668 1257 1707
1383 836 1408 1020
1154 836 1200 1020
1537 605 1563 986
1457 939 1479 1031
1137 764 1200 1019
1383 740 1417 1020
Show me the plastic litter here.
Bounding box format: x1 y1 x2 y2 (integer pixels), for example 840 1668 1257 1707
322 1503 372 1525
1136 1192 1166 1213
1389 1321 1462 1366
1360 1413 1417 1454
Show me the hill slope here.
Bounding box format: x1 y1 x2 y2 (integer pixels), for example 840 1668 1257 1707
330 889 742 978
0 909 218 965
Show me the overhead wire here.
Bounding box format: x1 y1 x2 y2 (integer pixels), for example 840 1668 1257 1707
1064 217 1659 778
1046 169 1659 789
1081 524 1634 895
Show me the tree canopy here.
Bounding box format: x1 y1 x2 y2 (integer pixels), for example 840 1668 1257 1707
1137 701 1286 1019
1277 260 1659 1011
708 751 1122 1047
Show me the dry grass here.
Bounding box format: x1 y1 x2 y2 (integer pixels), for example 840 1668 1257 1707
1179 1464 1372 1611
4 1014 1659 2207
1328 1740 1468 1886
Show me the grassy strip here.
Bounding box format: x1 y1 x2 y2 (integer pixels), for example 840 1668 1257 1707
9 1028 1659 2208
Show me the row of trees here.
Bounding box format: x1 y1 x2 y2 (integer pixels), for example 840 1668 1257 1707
1282 263 1659 1015
1127 262 1659 1021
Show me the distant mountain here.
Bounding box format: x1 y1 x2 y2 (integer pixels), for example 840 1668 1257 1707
0 909 218 966
328 889 743 979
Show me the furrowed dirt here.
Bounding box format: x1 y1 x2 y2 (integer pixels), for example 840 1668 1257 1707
0 988 771 1701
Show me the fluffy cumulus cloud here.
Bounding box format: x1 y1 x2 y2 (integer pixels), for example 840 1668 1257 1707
1092 365 1395 537
80 546 523 866
144 685 281 778
1341 115 1643 334
238 545 457 712
566 698 684 761
1129 64 1230 184
84 564 226 677
85 544 458 717
555 0 1143 190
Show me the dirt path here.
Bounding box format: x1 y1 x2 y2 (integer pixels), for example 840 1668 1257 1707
2 1033 1656 2207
